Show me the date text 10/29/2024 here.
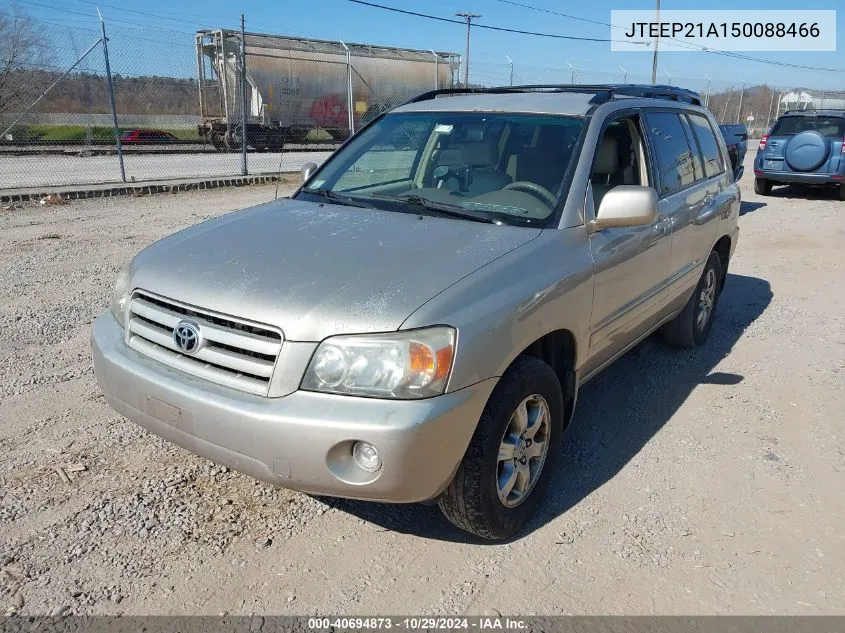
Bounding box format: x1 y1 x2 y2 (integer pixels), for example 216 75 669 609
307 617 528 630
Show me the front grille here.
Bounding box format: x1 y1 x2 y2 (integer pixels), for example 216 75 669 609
126 290 283 396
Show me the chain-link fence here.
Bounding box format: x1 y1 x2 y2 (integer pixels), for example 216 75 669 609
0 16 460 191
2 12 843 192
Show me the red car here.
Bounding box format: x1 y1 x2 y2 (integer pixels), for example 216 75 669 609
120 129 178 144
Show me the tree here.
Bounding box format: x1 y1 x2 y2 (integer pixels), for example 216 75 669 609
0 9 52 127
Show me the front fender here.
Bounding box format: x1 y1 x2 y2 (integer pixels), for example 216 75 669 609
400 228 594 392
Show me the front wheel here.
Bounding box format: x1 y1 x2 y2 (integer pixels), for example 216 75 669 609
662 250 723 348
754 177 772 196
438 356 564 540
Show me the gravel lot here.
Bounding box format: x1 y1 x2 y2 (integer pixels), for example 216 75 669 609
1 154 844 616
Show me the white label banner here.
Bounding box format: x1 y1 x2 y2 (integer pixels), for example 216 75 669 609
611 10 836 52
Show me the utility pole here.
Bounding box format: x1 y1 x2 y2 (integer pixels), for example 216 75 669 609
766 87 777 131
456 12 480 87
736 79 745 124
721 87 733 123
651 0 660 84
704 74 711 107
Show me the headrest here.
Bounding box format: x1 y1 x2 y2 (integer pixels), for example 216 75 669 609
593 136 619 175
460 141 497 167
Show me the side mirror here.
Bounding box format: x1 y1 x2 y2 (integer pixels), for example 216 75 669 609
593 185 658 229
300 162 318 184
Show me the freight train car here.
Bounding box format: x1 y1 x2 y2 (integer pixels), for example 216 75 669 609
196 29 460 151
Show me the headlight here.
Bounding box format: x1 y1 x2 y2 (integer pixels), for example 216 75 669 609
110 265 131 328
301 327 456 399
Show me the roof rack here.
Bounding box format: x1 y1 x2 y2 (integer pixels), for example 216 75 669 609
406 83 703 107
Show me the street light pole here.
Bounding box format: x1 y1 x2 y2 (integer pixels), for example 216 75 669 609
456 12 481 87
618 65 627 83
651 0 660 84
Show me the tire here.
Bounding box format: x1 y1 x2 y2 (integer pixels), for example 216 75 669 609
438 356 564 540
662 250 723 348
754 178 772 196
838 183 845 201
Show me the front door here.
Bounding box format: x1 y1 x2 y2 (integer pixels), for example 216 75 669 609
584 114 673 378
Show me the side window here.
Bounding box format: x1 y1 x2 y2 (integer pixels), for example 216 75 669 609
643 112 696 196
678 116 703 181
590 115 647 210
686 114 725 179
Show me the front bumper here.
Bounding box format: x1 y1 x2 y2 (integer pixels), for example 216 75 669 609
91 313 495 503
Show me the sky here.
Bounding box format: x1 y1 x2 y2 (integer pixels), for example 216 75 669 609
8 0 845 91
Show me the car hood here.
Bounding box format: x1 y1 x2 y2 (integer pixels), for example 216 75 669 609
130 198 541 341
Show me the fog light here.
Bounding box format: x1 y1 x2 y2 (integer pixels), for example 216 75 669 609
352 441 382 473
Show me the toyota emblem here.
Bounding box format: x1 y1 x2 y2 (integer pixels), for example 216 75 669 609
173 321 201 354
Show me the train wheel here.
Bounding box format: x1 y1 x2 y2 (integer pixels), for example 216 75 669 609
210 133 226 152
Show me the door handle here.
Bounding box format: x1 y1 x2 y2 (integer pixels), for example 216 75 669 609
653 217 672 234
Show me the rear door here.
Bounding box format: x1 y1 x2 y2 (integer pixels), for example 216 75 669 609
642 110 718 308
760 114 845 174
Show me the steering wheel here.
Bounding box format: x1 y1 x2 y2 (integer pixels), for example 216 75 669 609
502 181 557 207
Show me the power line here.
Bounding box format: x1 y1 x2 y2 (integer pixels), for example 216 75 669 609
16 0 242 35
493 0 620 30
62 0 239 29
347 0 645 43
30 0 326 41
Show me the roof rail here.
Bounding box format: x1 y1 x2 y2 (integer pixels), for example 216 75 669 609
405 83 702 107
782 108 845 115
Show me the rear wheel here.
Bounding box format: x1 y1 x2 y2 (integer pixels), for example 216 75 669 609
754 178 772 195
662 251 723 348
838 183 845 201
438 356 564 540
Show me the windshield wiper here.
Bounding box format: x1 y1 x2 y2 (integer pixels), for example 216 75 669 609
300 187 374 209
373 194 496 224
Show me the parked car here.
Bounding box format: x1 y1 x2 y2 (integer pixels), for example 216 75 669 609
719 123 748 181
120 129 178 144
92 84 740 540
754 110 845 200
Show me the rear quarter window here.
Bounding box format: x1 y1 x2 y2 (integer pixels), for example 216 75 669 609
687 114 725 179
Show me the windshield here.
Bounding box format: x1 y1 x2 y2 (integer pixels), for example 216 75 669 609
771 115 845 138
295 111 585 227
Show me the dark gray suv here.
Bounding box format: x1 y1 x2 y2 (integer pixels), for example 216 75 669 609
754 110 845 200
